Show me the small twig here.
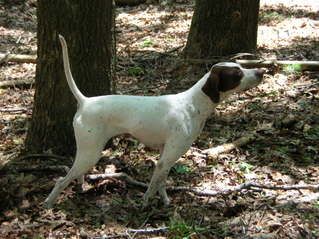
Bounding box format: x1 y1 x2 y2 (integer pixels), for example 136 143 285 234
158 45 184 57
86 172 148 188
92 227 168 239
16 153 71 161
127 227 168 235
229 53 256 60
16 165 70 173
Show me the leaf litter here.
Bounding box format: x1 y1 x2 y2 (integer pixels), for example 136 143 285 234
0 0 319 238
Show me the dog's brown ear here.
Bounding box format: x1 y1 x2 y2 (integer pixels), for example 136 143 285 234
202 70 220 103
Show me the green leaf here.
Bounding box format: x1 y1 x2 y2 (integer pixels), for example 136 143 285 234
141 38 154 48
128 66 144 76
283 64 302 73
173 164 191 174
304 125 319 140
168 219 208 239
239 162 254 173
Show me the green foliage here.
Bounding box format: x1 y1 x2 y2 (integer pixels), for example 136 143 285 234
128 66 144 76
283 63 302 73
272 145 291 160
248 101 263 111
239 162 254 173
173 164 191 174
32 236 45 239
19 234 45 239
304 125 319 140
260 11 286 24
168 219 207 239
141 38 154 48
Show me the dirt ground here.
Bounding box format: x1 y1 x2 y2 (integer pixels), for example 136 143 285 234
0 0 319 238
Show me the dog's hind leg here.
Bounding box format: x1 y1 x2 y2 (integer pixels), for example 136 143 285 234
44 147 103 208
44 126 115 208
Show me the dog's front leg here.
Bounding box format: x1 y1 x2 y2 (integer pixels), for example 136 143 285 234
143 157 175 206
143 139 192 206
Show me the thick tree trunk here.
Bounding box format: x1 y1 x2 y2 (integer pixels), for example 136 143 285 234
184 0 260 59
25 0 114 156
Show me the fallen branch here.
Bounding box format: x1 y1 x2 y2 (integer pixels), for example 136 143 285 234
185 56 319 71
0 78 34 88
236 59 319 71
0 107 29 113
0 53 36 64
247 182 319 191
184 53 257 64
169 182 319 197
202 122 273 158
86 172 319 197
202 133 256 158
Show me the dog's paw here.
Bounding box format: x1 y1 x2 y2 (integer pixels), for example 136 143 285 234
43 198 54 209
142 194 150 208
158 187 170 206
162 197 171 207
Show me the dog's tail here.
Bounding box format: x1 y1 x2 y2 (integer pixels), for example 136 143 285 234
58 34 86 105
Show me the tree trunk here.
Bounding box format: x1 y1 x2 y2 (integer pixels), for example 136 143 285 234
184 0 260 59
25 0 114 156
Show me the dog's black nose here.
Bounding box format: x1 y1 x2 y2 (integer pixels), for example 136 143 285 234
255 68 266 79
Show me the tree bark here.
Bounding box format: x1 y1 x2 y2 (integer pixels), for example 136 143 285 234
25 0 114 156
183 0 260 59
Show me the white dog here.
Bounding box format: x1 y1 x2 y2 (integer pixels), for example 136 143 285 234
44 35 265 208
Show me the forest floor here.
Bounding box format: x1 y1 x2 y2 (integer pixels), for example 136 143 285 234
0 0 319 238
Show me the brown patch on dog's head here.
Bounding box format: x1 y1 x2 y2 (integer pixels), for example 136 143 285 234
202 64 244 103
202 69 220 103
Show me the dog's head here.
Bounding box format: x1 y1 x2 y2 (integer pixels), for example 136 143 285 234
202 62 265 103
